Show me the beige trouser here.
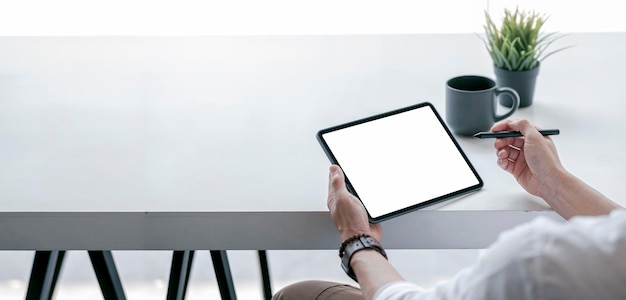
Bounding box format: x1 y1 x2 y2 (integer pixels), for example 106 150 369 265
272 280 363 300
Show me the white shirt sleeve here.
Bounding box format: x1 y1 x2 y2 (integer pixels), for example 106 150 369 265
373 209 626 300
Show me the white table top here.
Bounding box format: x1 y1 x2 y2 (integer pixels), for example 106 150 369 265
0 33 624 249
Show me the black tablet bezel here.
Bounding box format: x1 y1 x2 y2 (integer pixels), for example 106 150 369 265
316 102 483 223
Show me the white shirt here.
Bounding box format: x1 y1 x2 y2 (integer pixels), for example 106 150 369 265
374 209 626 300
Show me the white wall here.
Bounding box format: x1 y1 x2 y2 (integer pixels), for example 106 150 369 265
0 0 624 35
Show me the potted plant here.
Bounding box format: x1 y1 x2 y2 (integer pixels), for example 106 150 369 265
484 7 569 107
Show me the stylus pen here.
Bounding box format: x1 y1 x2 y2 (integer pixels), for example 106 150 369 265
473 129 560 139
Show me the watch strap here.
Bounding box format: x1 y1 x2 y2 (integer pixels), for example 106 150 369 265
340 235 387 282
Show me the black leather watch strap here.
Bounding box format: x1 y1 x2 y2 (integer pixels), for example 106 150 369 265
340 235 387 282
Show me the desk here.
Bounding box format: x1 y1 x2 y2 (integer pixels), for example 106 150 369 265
1 33 625 297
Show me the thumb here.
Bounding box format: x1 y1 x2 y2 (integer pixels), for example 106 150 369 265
328 165 347 194
507 119 541 138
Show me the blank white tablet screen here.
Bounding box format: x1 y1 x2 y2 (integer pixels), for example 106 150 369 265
321 105 480 219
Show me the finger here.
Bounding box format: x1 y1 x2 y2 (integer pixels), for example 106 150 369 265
497 149 512 171
497 157 509 170
328 165 348 194
490 119 514 132
507 144 521 162
497 148 509 161
506 119 542 139
497 146 526 174
511 137 525 149
494 137 515 150
498 156 519 174
497 145 522 162
494 136 525 154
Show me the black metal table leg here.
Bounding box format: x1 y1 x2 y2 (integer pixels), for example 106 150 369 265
88 251 126 300
258 250 272 300
167 250 195 300
26 250 66 300
210 250 237 300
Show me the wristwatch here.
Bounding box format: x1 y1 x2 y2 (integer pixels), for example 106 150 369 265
340 235 387 282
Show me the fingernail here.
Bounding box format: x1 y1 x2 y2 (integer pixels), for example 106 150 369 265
329 165 340 175
497 159 507 168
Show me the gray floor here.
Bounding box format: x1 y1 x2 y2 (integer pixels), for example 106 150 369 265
0 249 480 299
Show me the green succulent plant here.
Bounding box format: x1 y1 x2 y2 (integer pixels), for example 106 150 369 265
484 8 569 71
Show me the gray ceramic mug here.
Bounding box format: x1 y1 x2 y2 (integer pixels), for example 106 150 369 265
445 75 519 136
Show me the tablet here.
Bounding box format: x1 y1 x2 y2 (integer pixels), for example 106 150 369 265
317 102 483 223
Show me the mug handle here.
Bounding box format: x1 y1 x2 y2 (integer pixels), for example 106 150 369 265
494 87 520 121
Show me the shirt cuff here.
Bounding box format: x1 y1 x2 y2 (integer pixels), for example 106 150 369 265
373 280 424 300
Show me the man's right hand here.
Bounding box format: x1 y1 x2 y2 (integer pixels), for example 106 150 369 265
491 119 566 199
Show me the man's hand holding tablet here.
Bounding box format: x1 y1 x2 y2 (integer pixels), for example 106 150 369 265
317 102 483 223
